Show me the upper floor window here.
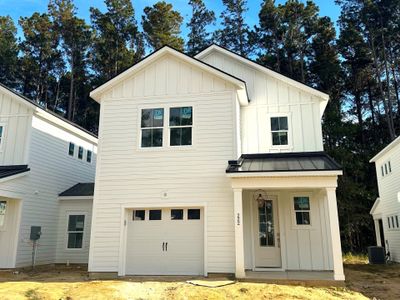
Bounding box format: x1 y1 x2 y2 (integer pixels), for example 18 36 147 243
0 125 5 148
141 108 164 148
78 146 84 160
69 142 75 156
271 116 288 146
381 160 392 177
0 200 7 229
169 107 192 146
87 150 92 163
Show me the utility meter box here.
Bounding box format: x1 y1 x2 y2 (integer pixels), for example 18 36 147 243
30 226 42 241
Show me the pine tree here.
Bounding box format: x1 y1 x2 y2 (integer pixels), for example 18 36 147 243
186 0 215 56
142 1 184 51
0 16 19 87
214 0 250 56
19 13 62 104
90 0 144 83
48 0 91 121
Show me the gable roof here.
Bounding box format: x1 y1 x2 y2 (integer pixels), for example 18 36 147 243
370 135 400 163
195 44 330 113
0 83 98 143
90 45 249 106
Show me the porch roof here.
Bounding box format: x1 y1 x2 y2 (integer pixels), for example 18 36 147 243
59 183 94 197
226 152 341 173
0 165 30 179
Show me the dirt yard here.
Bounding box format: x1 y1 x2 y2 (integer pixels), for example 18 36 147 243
0 261 398 300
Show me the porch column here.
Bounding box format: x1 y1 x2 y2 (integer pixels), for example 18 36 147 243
326 187 345 281
233 188 245 278
374 219 382 247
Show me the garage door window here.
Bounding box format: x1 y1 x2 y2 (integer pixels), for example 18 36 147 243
149 210 162 220
67 214 85 249
133 210 145 221
171 209 183 220
188 209 200 220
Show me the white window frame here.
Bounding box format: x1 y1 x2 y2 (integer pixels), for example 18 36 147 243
68 142 75 157
137 103 195 151
0 123 6 152
66 212 87 250
290 192 313 229
387 214 400 231
86 150 92 163
78 146 84 160
268 113 292 150
0 199 8 231
168 106 193 148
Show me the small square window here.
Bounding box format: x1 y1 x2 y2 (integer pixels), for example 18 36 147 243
188 209 200 220
149 210 162 220
296 212 310 225
78 146 84 159
69 142 75 156
171 209 183 220
133 210 145 221
87 150 92 163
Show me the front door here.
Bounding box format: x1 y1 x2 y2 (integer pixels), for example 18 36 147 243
252 195 281 268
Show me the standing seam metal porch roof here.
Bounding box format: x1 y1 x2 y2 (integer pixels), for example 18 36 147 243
226 152 342 173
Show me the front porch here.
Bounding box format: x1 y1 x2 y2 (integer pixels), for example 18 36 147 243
226 152 345 281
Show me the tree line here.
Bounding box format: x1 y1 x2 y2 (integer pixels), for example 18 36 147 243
1 0 399 252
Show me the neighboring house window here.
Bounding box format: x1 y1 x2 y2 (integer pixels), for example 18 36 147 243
133 210 145 221
381 166 385 177
0 125 4 148
0 200 6 229
69 142 75 156
294 196 310 225
141 108 164 147
382 161 393 177
67 214 85 249
387 215 399 230
271 116 288 146
388 161 392 173
169 107 193 146
86 150 92 163
388 217 391 229
78 146 83 159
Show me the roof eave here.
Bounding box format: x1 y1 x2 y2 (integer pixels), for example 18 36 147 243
226 170 343 177
370 136 400 163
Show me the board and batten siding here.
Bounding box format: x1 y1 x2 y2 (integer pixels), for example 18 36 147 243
374 146 400 262
0 89 33 165
89 53 240 273
200 51 324 154
0 114 97 267
55 199 93 264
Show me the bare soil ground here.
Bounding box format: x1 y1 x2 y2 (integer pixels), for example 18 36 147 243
0 262 398 300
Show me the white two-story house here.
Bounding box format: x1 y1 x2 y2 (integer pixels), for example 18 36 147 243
85 45 344 281
0 83 97 269
370 136 400 262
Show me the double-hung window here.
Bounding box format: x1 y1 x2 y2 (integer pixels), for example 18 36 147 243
69 142 75 156
86 150 92 163
141 108 164 147
78 146 84 160
271 116 288 146
294 196 311 225
67 214 85 249
169 106 192 146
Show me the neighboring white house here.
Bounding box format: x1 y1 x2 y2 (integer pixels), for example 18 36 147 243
370 136 400 262
0 83 97 269
84 45 345 281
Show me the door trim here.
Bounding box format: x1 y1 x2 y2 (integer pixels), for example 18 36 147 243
118 202 208 276
250 193 283 270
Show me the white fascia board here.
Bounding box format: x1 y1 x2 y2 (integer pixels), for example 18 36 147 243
58 196 93 201
34 109 98 144
195 45 330 102
0 85 37 111
370 197 380 215
226 170 343 178
370 136 400 163
90 46 248 103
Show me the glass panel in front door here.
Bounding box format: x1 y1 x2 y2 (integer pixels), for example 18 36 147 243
258 200 274 247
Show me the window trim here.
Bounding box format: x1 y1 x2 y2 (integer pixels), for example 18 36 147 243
268 113 292 150
0 199 8 231
66 212 87 250
387 214 400 231
68 142 75 157
168 106 193 147
290 192 313 229
137 104 196 151
0 123 6 152
86 150 92 163
78 146 84 160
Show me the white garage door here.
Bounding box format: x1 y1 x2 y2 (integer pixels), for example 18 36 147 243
125 207 204 275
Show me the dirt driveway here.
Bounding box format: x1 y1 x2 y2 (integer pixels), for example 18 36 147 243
0 263 398 300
